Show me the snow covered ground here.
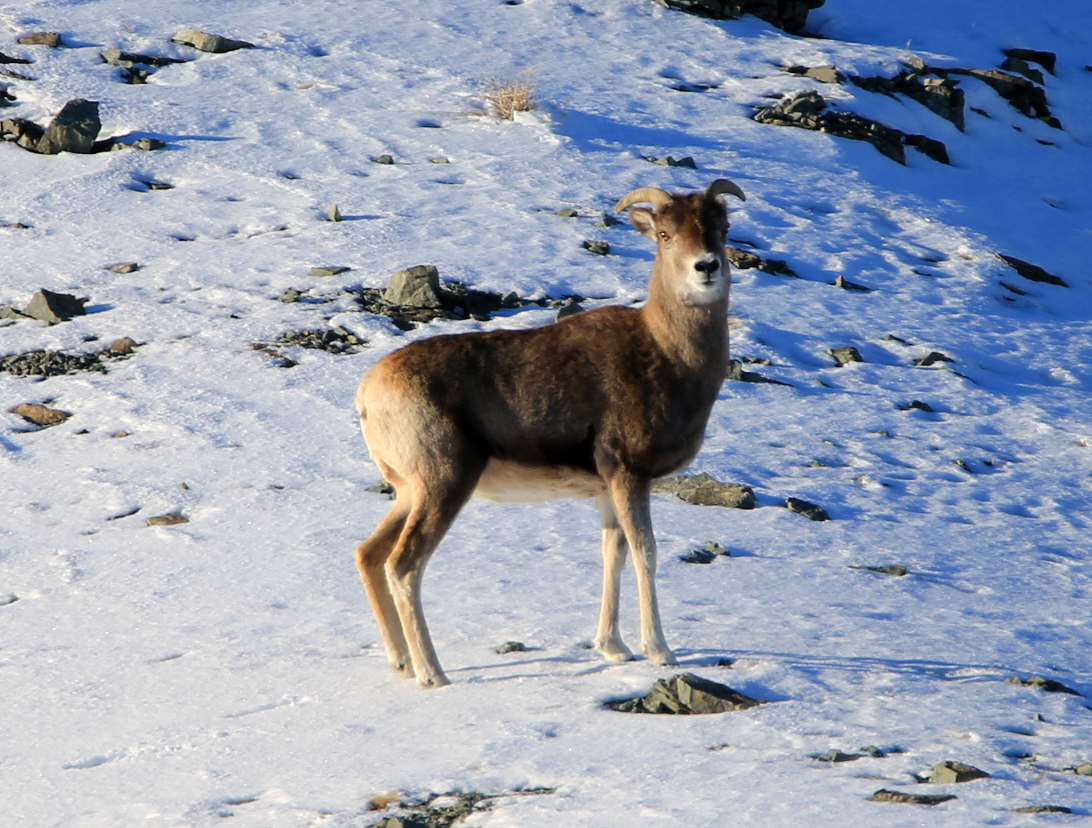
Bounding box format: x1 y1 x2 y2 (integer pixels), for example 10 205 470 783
2 1 1090 825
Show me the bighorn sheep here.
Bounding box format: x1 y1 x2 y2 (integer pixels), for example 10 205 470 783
354 179 746 687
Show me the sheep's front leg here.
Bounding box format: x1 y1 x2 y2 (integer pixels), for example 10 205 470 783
608 473 676 666
593 494 634 662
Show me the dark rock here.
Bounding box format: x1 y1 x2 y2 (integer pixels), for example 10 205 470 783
725 359 792 385
948 68 1057 126
278 288 303 303
654 0 825 34
556 297 584 319
23 289 87 324
914 351 954 367
851 69 965 131
101 48 189 71
904 400 934 412
1001 56 1044 85
871 789 956 806
130 138 166 151
607 673 765 714
496 641 526 654
374 154 395 164
311 265 350 278
18 32 61 47
107 262 140 273
849 564 908 577
1005 675 1081 696
646 155 697 168
725 246 797 276
833 275 870 291
35 99 101 154
384 265 443 308
147 512 188 526
1003 48 1057 75
811 750 863 762
582 240 610 256
997 253 1067 287
829 346 863 366
594 211 622 228
653 473 756 509
785 497 829 521
681 542 732 564
368 480 396 497
172 28 254 54
556 208 579 218
1014 806 1072 814
0 593 18 606
0 52 33 65
783 64 844 84
0 343 135 377
11 402 71 427
754 90 949 164
929 761 990 784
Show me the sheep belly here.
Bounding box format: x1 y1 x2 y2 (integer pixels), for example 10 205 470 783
474 458 607 503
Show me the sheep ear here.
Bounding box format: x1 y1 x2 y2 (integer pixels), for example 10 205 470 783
628 207 657 238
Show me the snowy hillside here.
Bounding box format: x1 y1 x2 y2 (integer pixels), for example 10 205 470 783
2 1 1090 826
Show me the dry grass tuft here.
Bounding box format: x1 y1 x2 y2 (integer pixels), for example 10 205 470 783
481 69 537 120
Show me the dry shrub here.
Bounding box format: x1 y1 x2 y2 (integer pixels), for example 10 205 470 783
482 69 537 120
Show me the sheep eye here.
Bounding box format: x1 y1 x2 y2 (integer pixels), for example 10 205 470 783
658 230 670 241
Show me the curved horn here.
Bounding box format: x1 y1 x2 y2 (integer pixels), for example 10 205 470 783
706 178 746 202
614 187 673 214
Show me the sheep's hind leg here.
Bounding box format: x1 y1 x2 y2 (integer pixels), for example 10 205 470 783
593 493 634 662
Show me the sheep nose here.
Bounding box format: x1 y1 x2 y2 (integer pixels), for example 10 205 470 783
694 258 720 275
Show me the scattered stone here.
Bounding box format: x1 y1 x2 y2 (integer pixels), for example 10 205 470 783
496 641 526 654
1074 763 1092 776
278 287 303 303
594 211 622 228
725 246 797 277
0 52 33 65
1004 48 1057 75
275 327 365 354
0 593 18 606
929 761 990 784
1005 675 1081 696
557 208 579 218
653 473 756 509
101 47 188 69
913 350 954 367
754 90 949 165
0 342 137 377
870 789 956 806
997 254 1067 287
654 0 825 34
33 99 101 155
645 155 696 168
18 32 61 47
429 156 449 164
1015 805 1072 814
556 297 584 319
172 28 254 54
310 265 351 278
607 673 765 714
384 265 444 308
849 564 908 577
107 262 140 273
11 402 71 427
374 154 395 164
146 512 188 527
833 274 871 291
582 240 610 255
109 337 138 355
785 497 829 521
328 203 342 222
373 790 554 828
828 345 863 367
